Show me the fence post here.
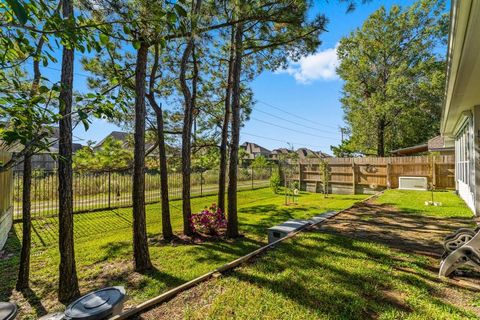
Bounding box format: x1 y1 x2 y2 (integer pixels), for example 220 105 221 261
108 171 111 208
432 156 437 190
386 161 391 189
323 163 328 196
200 171 203 196
298 163 302 190
351 159 356 195
251 166 254 189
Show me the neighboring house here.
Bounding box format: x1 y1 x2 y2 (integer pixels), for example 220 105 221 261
94 131 131 150
296 148 317 159
94 131 157 153
270 147 331 161
269 148 294 160
440 0 480 215
240 142 271 160
390 136 455 156
315 151 332 158
296 148 330 160
12 127 84 171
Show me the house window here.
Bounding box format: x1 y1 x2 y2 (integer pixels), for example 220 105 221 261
455 119 474 188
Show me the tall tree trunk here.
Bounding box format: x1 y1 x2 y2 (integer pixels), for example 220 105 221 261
180 39 194 236
179 0 202 236
156 110 173 241
132 41 152 272
218 25 235 213
16 153 32 290
377 118 385 157
147 44 173 241
58 0 79 303
16 32 45 291
227 20 244 239
147 96 173 241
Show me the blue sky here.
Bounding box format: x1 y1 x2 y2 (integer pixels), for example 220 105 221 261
66 0 439 153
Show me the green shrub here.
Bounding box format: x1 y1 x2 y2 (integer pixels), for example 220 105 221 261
270 171 281 194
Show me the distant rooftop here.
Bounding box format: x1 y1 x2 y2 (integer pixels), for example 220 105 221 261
94 131 131 149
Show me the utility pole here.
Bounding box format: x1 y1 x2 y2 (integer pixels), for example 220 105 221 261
340 127 346 143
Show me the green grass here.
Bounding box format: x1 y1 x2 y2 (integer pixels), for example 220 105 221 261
183 231 477 320
0 188 367 319
375 189 474 218
173 190 478 320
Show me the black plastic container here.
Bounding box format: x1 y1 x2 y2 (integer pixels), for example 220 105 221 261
64 286 126 320
0 302 17 320
39 286 126 320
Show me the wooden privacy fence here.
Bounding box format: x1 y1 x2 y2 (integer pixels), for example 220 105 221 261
293 155 455 195
0 151 13 250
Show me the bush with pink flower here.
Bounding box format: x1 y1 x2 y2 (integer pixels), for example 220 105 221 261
190 204 227 235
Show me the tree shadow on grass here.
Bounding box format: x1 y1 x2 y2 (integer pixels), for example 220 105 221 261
18 287 48 317
98 241 132 262
0 228 21 302
15 208 136 249
223 232 475 318
320 201 474 259
141 266 186 290
95 236 263 289
184 236 264 265
0 228 48 318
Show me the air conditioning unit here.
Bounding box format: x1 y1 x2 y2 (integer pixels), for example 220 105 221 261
398 176 428 191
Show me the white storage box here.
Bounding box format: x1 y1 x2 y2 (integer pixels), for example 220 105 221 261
398 176 428 191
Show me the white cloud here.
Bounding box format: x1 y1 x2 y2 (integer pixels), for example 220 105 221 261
278 45 339 84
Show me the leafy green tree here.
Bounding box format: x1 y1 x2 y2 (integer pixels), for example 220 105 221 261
1 0 115 299
251 155 271 169
2 0 70 297
79 0 189 268
330 139 361 157
179 0 203 236
336 0 448 156
73 137 133 171
270 170 281 194
191 145 220 172
226 0 327 238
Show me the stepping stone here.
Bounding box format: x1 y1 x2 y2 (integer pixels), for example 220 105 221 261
267 211 338 244
268 219 312 244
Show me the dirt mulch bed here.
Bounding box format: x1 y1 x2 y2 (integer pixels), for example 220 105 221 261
133 198 480 319
320 200 475 258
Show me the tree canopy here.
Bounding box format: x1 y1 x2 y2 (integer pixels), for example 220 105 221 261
334 0 448 156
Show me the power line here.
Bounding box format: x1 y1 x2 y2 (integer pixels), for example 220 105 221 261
250 117 340 141
256 99 339 130
253 108 340 136
47 65 91 78
242 132 331 150
25 61 92 78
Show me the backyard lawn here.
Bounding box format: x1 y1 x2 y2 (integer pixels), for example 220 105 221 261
138 190 480 320
0 188 367 319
